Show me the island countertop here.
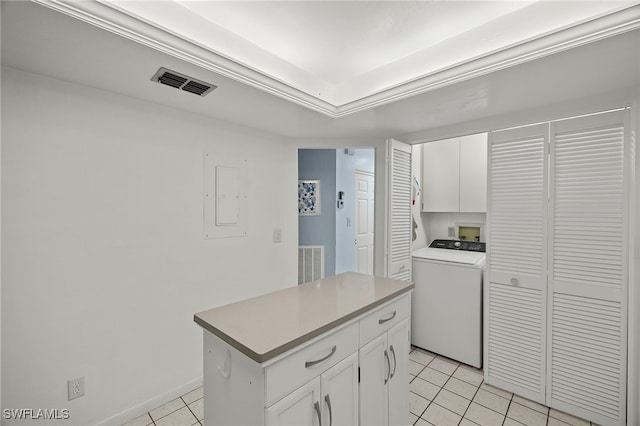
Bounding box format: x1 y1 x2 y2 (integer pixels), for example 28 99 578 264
194 272 414 363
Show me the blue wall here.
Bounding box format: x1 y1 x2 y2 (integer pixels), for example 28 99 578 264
298 149 337 278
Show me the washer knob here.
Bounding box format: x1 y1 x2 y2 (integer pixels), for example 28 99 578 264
454 241 461 249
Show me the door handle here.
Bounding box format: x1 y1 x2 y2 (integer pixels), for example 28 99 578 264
314 401 321 426
384 349 391 385
390 345 397 379
324 394 332 426
379 310 397 324
305 346 337 368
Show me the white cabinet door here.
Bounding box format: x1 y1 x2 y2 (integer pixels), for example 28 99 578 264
548 110 628 426
321 353 359 426
266 378 321 426
387 320 409 426
422 138 460 212
359 334 388 426
359 320 409 426
459 133 487 212
485 123 549 404
386 139 413 281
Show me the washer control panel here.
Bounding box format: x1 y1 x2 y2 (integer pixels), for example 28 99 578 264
429 239 486 252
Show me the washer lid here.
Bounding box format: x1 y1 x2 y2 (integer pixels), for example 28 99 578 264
412 247 486 265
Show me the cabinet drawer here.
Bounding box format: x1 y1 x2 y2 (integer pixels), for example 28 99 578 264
264 321 358 407
359 295 409 346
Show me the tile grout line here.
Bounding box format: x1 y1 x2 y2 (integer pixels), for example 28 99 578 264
456 368 481 426
182 396 201 425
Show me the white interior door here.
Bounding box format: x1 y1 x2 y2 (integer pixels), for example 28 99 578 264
355 170 375 274
548 109 628 425
485 122 549 404
386 139 412 281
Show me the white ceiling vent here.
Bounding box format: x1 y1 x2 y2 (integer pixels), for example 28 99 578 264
151 67 216 97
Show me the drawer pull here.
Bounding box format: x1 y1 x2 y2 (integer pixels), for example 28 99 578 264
390 345 397 379
305 345 337 368
384 349 391 384
324 394 333 426
314 401 321 426
378 310 397 324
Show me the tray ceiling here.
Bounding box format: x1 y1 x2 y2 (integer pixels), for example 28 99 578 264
84 0 640 116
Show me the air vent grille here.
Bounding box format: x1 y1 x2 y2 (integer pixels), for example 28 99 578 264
151 67 216 97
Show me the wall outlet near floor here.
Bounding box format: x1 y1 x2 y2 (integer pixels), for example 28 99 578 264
67 376 85 401
448 226 456 238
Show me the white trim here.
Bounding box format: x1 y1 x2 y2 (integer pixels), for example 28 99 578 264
628 101 639 426
95 376 203 426
32 0 640 118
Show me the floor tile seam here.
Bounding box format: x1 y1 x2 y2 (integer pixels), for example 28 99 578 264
459 417 481 426
480 384 513 400
508 400 550 421
471 393 515 418
427 401 464 422
503 398 550 426
457 378 481 424
182 399 200 426
183 397 201 423
417 372 463 424
150 400 187 423
410 390 431 418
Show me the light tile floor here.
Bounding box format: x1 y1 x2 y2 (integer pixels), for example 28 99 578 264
122 346 598 426
407 347 599 426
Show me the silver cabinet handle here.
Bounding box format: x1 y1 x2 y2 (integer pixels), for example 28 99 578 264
390 345 397 379
305 345 337 368
324 394 332 426
384 349 391 384
314 401 321 426
510 278 519 286
378 310 397 324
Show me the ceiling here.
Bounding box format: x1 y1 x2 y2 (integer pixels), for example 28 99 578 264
102 0 638 111
2 1 640 141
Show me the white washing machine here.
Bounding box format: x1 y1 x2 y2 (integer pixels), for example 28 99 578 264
411 239 485 368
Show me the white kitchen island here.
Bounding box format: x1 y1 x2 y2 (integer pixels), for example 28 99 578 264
194 272 414 426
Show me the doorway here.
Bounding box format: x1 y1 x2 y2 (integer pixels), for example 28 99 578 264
298 148 375 282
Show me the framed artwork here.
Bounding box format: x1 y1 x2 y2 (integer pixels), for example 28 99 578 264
298 180 320 215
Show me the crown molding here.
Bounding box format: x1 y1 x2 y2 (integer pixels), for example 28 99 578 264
33 0 640 118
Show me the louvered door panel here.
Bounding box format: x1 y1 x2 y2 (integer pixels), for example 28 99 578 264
387 140 412 281
549 110 628 425
487 283 544 397
551 294 623 422
485 124 548 403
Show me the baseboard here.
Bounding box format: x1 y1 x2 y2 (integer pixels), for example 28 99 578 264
95 376 203 426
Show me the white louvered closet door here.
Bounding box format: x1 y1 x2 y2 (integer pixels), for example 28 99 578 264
548 110 629 426
485 123 549 404
386 139 412 281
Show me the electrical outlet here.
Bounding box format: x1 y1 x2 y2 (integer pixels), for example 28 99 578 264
273 228 282 243
67 376 85 401
448 226 456 238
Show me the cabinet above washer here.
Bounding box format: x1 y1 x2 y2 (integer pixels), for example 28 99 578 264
421 133 487 213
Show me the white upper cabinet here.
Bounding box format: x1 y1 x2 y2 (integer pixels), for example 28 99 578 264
421 134 487 213
421 137 460 212
459 133 488 212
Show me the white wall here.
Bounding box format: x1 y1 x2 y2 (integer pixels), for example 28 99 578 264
1 67 298 425
425 213 487 241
